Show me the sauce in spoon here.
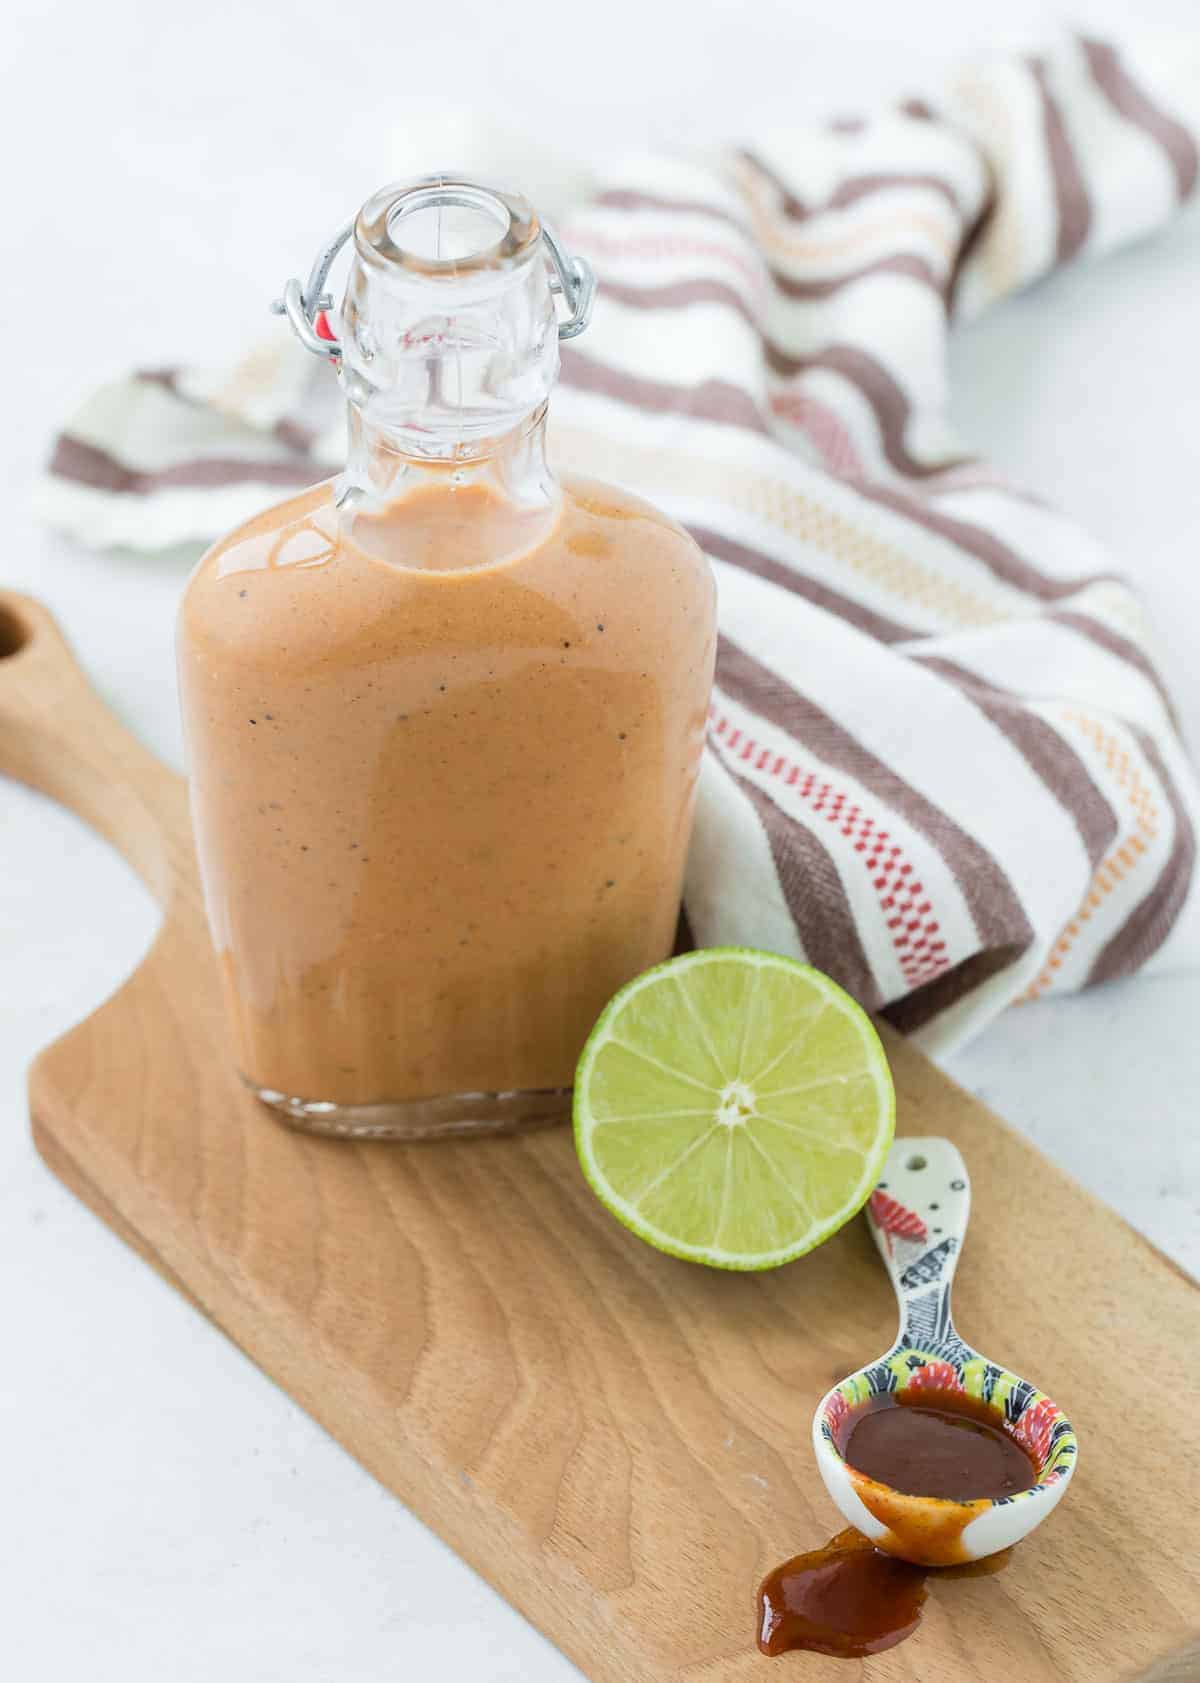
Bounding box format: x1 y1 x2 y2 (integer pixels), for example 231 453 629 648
839 1387 1039 1501
759 1385 1034 1657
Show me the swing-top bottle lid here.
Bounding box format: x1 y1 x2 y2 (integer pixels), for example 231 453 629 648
272 176 596 457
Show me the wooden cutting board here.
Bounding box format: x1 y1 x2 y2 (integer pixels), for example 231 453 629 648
3 589 1198 1683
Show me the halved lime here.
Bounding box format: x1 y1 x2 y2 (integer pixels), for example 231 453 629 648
573 949 894 1270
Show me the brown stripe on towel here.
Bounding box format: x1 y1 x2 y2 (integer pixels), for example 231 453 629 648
823 171 965 218
769 252 946 300
739 152 966 221
1047 609 1180 730
273 417 322 455
1029 56 1093 263
738 150 808 218
597 276 759 331
591 188 753 235
691 525 922 645
595 257 946 315
48 434 323 495
559 347 767 433
946 182 997 310
1081 37 1198 202
135 367 321 456
915 655 1118 869
849 478 1123 601
883 942 1029 1034
134 367 186 395
763 344 970 478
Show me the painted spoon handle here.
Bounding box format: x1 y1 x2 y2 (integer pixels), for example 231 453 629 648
864 1136 973 1363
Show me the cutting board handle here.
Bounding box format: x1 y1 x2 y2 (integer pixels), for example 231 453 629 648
0 590 192 908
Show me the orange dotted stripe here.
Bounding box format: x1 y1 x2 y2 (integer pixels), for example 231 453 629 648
710 706 950 988
1021 712 1159 1001
734 154 959 270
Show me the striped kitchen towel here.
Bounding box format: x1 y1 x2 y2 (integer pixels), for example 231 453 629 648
39 35 1200 1053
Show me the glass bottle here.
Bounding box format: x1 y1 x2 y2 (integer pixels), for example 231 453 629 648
177 177 716 1139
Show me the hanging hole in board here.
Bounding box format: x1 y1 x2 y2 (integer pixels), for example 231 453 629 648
0 604 30 658
905 1154 928 1172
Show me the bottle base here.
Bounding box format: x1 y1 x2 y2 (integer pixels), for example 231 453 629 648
245 1078 572 1141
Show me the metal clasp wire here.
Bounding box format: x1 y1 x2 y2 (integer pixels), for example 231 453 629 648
269 220 354 361
541 221 596 342
270 217 596 362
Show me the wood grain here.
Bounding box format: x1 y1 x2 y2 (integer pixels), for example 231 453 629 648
3 588 1198 1683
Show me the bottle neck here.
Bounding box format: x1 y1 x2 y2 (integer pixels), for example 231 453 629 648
338 399 556 512
336 179 560 473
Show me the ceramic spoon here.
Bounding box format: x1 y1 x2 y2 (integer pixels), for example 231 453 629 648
812 1136 1078 1564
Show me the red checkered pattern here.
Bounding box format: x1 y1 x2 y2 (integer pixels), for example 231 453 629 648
768 390 866 480
710 705 950 989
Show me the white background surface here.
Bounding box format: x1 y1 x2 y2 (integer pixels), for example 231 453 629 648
3 2 1199 1678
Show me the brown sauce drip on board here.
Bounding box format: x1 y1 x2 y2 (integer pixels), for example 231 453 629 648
759 1387 1031 1658
757 1530 1013 1659
757 1528 926 1659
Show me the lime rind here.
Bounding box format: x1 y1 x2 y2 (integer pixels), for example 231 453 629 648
573 947 895 1271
